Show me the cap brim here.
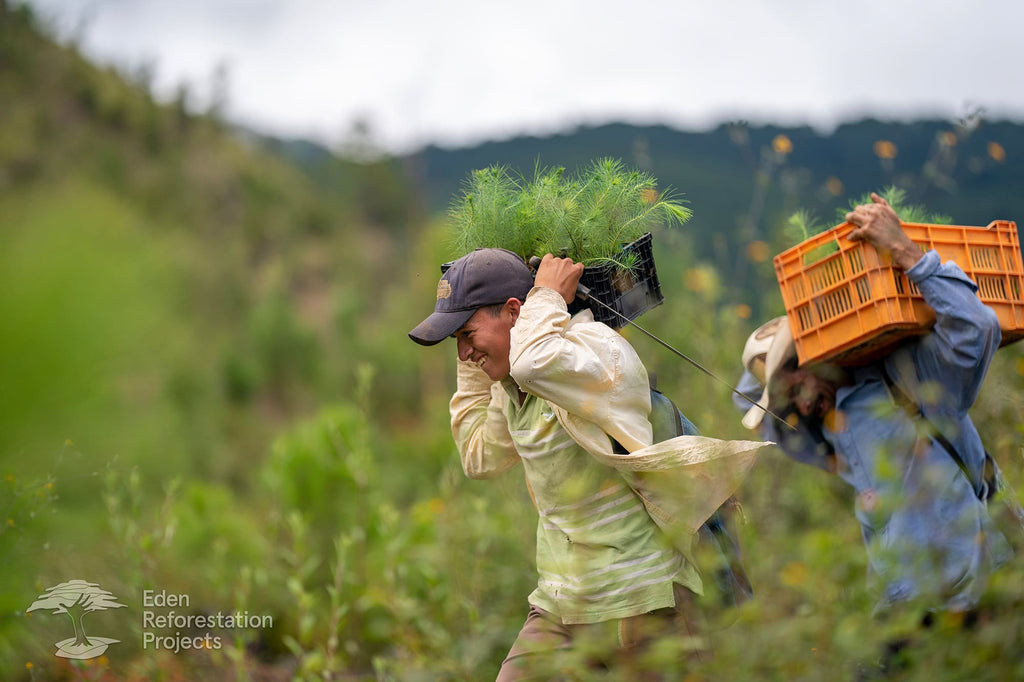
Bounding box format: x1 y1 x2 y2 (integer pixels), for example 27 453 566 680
408 308 475 346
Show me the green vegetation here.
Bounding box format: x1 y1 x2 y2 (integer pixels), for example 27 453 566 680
3 5 1024 680
840 186 953 226
446 158 691 270
785 186 957 265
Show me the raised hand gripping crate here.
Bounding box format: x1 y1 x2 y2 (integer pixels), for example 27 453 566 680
774 220 1024 366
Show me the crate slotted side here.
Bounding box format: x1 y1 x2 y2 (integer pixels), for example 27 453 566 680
774 220 1024 366
569 232 664 328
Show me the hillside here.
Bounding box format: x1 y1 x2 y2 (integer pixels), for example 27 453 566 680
411 118 1023 225
1 8 440 675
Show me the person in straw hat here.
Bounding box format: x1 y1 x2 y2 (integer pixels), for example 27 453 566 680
736 194 1012 638
411 249 767 680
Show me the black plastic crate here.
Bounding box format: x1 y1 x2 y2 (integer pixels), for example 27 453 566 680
439 232 664 328
569 233 664 327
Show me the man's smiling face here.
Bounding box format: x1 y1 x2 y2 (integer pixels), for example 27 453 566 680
453 301 519 381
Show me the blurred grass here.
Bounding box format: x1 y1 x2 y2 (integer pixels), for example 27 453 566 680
0 180 188 482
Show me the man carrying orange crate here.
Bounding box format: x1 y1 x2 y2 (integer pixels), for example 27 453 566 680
735 194 1012 629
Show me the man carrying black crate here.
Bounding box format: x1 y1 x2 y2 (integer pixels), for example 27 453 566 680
735 194 1013 658
410 248 765 681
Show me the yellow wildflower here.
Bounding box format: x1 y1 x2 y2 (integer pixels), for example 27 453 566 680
746 240 771 263
826 176 843 197
640 188 659 204
772 134 793 155
988 142 1006 163
780 561 808 587
873 140 898 159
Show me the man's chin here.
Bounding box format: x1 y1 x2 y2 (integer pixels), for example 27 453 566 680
481 364 506 382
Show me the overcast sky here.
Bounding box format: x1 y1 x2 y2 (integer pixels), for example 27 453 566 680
23 0 1024 154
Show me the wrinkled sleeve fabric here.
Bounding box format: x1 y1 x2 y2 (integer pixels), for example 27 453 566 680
899 249 1001 412
449 358 519 479
509 286 766 548
508 286 654 452
882 249 1001 488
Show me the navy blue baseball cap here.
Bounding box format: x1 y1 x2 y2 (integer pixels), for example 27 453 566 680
409 248 534 346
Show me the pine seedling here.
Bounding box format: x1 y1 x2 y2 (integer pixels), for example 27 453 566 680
446 165 532 259
547 158 691 270
785 187 953 265
446 158 691 272
784 209 823 245
838 186 952 225
520 164 576 259
785 209 838 265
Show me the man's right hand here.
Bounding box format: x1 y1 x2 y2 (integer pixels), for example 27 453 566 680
845 193 922 271
534 254 584 305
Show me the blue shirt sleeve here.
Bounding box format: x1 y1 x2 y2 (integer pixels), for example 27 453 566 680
899 249 1001 413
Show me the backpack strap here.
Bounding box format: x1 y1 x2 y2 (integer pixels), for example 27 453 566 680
610 388 692 454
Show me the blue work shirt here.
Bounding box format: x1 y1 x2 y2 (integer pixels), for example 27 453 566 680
738 250 1012 613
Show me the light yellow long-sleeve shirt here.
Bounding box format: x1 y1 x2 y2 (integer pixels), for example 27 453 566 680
450 286 768 578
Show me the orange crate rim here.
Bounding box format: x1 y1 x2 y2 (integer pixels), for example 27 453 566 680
773 219 1024 366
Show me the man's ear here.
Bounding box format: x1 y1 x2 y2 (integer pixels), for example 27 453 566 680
505 298 522 322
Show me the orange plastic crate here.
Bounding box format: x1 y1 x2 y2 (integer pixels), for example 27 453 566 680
774 220 1024 365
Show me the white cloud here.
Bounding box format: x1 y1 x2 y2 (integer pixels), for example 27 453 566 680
22 0 1024 153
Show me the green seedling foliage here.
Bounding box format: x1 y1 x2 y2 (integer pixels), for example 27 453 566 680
789 186 956 266
521 164 575 259
542 157 693 270
445 157 691 270
446 165 530 259
785 210 839 266
839 186 953 225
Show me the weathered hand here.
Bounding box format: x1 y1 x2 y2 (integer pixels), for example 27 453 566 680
534 253 584 305
845 193 922 270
